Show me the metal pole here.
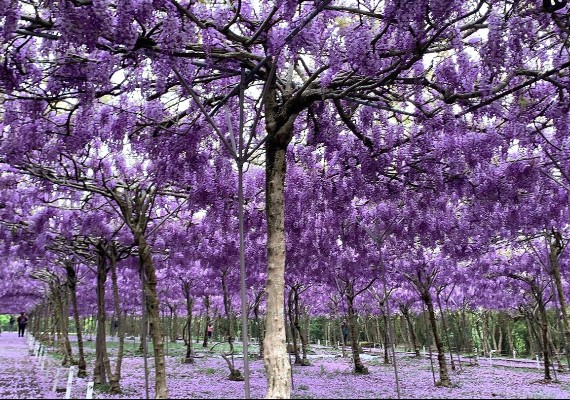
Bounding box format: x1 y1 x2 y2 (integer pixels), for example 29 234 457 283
238 66 250 399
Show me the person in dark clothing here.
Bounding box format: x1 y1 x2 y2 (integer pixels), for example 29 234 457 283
341 320 349 345
17 312 28 337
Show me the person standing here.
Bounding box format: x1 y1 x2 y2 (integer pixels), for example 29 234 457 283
17 312 28 337
9 315 15 332
341 320 349 345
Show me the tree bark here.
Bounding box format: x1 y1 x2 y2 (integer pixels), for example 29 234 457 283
263 117 294 398
401 305 420 357
436 294 455 370
287 287 302 364
202 295 211 348
534 284 553 381
221 269 243 380
182 281 194 363
66 262 87 378
94 248 109 385
422 290 451 387
293 287 310 365
136 234 169 399
346 289 368 374
548 230 570 368
109 252 125 394
54 284 74 367
253 291 265 359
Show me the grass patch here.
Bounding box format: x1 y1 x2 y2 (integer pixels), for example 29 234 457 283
94 383 111 393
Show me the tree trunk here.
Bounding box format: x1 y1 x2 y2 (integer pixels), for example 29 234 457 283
253 294 265 359
548 230 570 368
527 316 538 357
169 305 178 343
202 295 211 348
346 292 368 374
287 287 302 364
382 313 390 364
55 285 74 367
109 254 125 394
507 324 515 357
436 294 455 370
136 234 169 399
401 306 420 357
263 119 294 398
534 286 553 381
220 269 242 381
94 250 109 385
66 262 87 378
182 282 194 363
293 287 310 365
422 290 451 387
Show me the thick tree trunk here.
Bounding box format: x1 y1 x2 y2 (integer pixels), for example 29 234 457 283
94 251 109 385
422 291 451 387
55 285 74 367
136 235 169 399
548 230 570 368
263 130 292 398
346 293 368 374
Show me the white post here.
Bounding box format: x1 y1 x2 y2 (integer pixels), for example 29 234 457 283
513 350 516 359
536 354 540 369
423 346 426 356
65 366 76 399
325 340 328 347
317 339 320 346
85 382 94 399
52 368 62 393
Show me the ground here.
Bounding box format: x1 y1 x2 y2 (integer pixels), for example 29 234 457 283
1 332 569 399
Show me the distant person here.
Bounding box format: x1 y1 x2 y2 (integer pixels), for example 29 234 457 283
17 312 28 337
207 324 213 339
9 315 15 332
341 321 349 345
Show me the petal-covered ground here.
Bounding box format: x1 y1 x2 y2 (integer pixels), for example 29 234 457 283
2 333 570 399
0 332 50 399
